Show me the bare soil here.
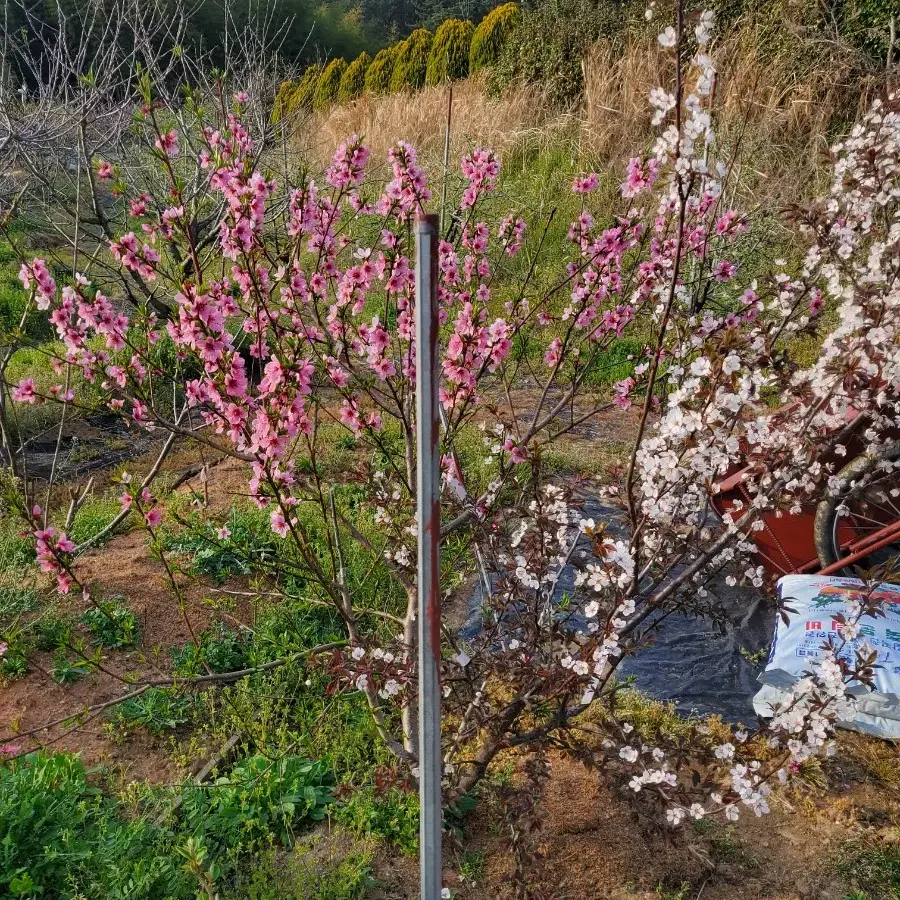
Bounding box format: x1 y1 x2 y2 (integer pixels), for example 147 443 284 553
366 745 899 900
0 453 256 779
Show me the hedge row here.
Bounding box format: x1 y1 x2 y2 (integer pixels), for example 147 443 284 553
273 0 894 121
273 2 519 119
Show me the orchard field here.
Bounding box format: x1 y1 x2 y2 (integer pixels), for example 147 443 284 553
0 1 899 898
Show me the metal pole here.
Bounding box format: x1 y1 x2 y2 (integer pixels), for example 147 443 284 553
415 212 442 900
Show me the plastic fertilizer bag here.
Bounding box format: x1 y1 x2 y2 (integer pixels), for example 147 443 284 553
753 574 900 739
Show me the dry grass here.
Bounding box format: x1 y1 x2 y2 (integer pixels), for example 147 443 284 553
581 27 878 204
300 76 575 173
293 22 880 211
840 731 900 794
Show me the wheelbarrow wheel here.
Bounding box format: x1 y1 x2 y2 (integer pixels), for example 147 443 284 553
814 441 900 575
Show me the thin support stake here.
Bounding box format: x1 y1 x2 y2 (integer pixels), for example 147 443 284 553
439 86 453 236
415 213 442 900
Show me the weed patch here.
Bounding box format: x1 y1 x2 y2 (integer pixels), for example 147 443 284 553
110 688 194 736
834 839 900 900
81 596 139 648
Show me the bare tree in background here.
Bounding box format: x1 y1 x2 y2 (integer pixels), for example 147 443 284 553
0 0 310 511
0 0 307 317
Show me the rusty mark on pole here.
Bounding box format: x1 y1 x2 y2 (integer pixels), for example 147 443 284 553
415 211 442 900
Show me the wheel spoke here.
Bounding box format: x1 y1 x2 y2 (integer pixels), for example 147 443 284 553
830 472 900 566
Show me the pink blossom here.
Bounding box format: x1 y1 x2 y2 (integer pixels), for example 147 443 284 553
326 135 371 189
19 258 56 308
544 338 563 368
713 260 737 282
602 304 635 338
130 194 151 217
498 215 527 256
339 400 362 436
371 356 396 380
460 147 499 209
620 158 659 198
270 508 290 537
613 377 635 409
502 438 528 464
715 210 737 236
12 378 38 404
96 161 114 180
572 172 600 194
377 141 431 219
155 130 180 157
145 507 163 528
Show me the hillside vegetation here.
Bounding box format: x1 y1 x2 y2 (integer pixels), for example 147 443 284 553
275 0 894 125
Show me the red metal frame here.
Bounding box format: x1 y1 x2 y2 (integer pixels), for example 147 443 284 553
712 460 900 578
711 478 821 576
710 405 900 577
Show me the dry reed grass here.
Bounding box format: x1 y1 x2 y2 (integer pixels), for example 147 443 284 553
582 28 876 204
300 76 574 172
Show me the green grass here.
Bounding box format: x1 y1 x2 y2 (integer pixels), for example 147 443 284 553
159 503 277 583
489 143 585 303
0 516 37 627
66 495 125 547
198 663 394 782
655 884 691 900
0 580 37 625
583 338 643 387
0 517 41 679
0 749 336 899
0 635 28 679
0 232 53 342
51 647 93 683
156 493 411 789
177 753 333 878
332 786 419 854
81 596 139 648
834 839 900 900
172 622 254 676
3 343 97 440
32 608 74 650
224 835 374 900
459 848 486 883
0 751 190 898
285 837 373 900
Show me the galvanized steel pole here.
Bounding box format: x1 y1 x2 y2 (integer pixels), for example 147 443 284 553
415 212 442 900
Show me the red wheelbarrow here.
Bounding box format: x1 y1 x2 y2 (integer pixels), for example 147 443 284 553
711 416 900 578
